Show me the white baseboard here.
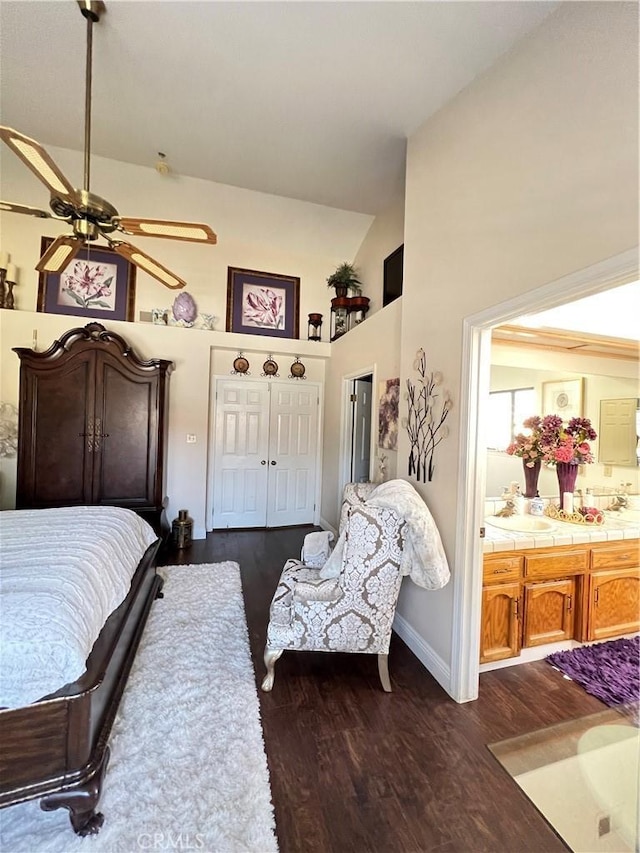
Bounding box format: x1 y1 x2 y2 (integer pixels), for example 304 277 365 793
319 517 337 537
392 612 452 699
193 525 207 540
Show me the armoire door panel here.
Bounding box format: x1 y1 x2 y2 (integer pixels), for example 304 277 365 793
96 362 158 505
18 355 95 507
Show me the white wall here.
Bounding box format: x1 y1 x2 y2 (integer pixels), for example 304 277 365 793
353 194 405 315
398 2 639 690
321 298 402 529
0 145 373 329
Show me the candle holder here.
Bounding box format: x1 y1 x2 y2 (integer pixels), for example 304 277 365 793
0 267 6 310
330 297 350 341
307 313 323 341
5 276 16 310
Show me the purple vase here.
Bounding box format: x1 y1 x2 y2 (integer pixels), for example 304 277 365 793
556 462 578 506
522 459 541 498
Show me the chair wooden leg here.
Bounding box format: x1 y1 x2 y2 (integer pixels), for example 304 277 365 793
377 653 392 692
261 647 283 692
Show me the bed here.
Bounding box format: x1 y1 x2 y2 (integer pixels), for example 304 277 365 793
0 505 163 835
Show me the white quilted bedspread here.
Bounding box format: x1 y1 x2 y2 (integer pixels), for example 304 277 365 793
0 506 157 709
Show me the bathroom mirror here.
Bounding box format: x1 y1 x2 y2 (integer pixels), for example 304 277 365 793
599 398 640 467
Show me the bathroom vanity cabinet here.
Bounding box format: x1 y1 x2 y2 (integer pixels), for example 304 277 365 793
480 540 639 663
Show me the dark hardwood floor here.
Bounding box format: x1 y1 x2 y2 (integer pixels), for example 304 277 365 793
164 527 607 853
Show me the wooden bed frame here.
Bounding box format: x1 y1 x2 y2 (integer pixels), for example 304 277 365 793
0 537 163 835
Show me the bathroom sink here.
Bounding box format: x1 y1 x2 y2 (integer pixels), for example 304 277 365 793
485 515 556 533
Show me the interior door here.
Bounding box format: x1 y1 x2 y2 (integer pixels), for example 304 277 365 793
351 376 372 483
212 380 271 528
266 382 319 526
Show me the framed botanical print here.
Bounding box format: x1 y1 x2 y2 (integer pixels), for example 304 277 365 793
226 267 300 339
37 237 136 321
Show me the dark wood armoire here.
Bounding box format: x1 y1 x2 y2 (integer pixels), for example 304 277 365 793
14 322 173 535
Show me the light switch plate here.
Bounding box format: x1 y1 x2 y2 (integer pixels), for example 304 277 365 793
186 434 196 444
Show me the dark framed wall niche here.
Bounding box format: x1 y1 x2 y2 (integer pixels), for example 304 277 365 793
383 245 404 307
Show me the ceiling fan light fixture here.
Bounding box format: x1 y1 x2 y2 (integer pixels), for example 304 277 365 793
35 236 83 273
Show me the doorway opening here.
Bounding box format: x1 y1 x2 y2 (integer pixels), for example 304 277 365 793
350 375 373 483
339 368 376 503
451 248 638 704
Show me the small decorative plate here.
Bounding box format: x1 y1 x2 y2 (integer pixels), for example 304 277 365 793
262 357 279 377
232 354 250 375
289 358 306 379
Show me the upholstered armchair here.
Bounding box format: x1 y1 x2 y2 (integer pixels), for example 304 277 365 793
261 486 406 693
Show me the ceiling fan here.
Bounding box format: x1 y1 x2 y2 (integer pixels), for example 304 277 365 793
0 0 216 290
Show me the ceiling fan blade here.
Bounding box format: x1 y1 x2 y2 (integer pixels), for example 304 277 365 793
112 241 186 290
0 126 78 202
116 217 217 244
35 236 83 274
0 200 52 219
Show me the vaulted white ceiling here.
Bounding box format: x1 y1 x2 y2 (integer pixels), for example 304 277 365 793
0 1 557 214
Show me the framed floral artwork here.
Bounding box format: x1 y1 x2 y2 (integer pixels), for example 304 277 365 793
378 378 400 451
541 378 584 421
226 267 300 339
37 237 136 321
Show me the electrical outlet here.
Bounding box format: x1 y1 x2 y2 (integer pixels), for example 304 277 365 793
186 434 196 444
604 465 612 477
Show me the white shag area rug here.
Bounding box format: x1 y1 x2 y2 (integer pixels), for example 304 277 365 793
0 563 278 853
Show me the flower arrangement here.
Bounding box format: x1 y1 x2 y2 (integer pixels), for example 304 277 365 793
507 415 597 466
539 415 597 465
506 416 545 467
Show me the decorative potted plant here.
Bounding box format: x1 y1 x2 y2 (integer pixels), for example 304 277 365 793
326 262 361 298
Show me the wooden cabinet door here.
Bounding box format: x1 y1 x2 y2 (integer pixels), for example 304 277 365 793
480 583 521 663
588 568 640 641
523 578 575 647
95 350 162 510
16 350 96 508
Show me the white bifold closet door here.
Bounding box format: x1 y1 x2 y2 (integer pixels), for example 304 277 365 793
212 379 319 528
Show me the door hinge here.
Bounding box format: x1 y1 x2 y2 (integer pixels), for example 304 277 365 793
350 393 357 402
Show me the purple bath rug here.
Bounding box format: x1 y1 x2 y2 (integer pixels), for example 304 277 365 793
546 636 639 707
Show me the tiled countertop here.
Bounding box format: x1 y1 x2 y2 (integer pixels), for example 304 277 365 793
482 514 640 553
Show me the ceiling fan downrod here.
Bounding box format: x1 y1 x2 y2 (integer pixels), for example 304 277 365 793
77 1 105 197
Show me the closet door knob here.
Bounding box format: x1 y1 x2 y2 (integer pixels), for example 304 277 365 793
270 460 277 465
261 460 267 465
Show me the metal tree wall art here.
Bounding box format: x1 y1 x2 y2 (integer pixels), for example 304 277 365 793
404 349 453 482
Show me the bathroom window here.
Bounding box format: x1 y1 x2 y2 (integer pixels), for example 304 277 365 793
487 387 535 451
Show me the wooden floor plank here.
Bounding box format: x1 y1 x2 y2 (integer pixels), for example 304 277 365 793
164 527 607 853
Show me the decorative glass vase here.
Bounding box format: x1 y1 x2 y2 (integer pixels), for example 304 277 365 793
556 462 578 507
522 459 541 498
